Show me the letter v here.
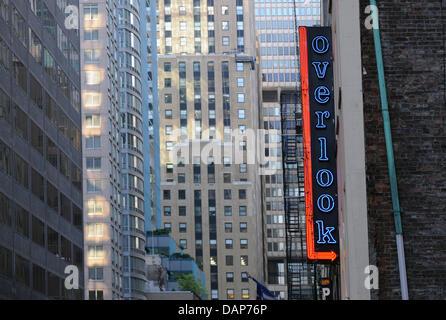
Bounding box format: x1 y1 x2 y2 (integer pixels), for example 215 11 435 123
312 62 330 79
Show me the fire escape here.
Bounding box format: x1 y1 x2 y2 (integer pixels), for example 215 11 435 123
280 92 315 300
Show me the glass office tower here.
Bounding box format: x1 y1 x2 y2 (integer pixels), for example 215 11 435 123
0 0 84 299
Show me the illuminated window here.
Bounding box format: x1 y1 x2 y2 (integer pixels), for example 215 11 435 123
226 289 234 299
241 289 249 299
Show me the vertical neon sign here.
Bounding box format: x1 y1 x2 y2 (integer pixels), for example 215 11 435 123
300 27 339 262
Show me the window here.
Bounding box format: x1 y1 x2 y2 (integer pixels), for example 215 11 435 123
222 36 229 46
164 62 171 72
85 136 101 149
31 216 45 247
226 289 234 299
222 21 229 30
237 78 244 87
88 267 104 281
46 138 58 168
179 206 186 216
239 189 247 200
224 206 232 216
47 227 59 255
30 121 44 155
15 204 29 238
240 239 248 249
85 114 100 128
87 179 102 193
46 181 59 212
178 173 185 183
84 29 99 40
84 4 99 20
224 189 232 200
179 223 187 233
85 70 100 85
239 206 247 216
0 87 10 123
165 109 172 119
86 157 101 170
164 78 171 88
89 290 104 300
225 222 232 233
237 62 244 71
178 189 186 200
0 192 11 227
237 93 245 103
226 272 234 282
225 239 233 249
222 6 229 15
164 94 172 104
240 222 248 233
14 153 29 189
87 223 104 237
87 200 103 216
87 245 104 259
164 223 171 232
241 289 250 299
240 255 248 266
15 254 30 287
163 190 171 200
84 49 100 63
31 168 44 201
163 206 171 216
225 255 233 266
14 105 28 140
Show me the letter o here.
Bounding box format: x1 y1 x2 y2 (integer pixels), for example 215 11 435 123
317 194 335 213
316 169 334 188
312 36 330 54
315 86 330 104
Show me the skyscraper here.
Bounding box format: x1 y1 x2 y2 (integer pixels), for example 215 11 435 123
254 0 321 299
80 0 123 300
156 0 263 300
80 0 153 300
0 0 84 299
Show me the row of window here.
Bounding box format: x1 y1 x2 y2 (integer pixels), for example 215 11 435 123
255 6 320 17
163 221 249 234
0 244 82 299
163 189 248 200
0 139 82 228
164 205 248 217
0 192 82 263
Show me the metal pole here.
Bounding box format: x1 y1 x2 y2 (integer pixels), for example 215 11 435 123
370 0 409 300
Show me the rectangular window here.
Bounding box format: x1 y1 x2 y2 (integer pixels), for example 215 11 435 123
15 203 29 238
14 105 28 140
31 215 45 247
31 168 44 201
14 153 29 189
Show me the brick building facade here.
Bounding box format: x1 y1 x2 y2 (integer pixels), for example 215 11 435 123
359 0 445 299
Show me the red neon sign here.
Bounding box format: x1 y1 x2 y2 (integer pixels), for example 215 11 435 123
299 26 339 262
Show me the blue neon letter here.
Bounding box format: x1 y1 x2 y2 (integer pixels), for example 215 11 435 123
318 137 328 161
314 86 330 104
315 111 331 129
316 169 334 188
317 194 335 213
312 36 330 54
316 220 337 244
312 62 330 79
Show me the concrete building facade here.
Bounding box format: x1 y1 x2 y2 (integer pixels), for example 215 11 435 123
156 0 263 300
